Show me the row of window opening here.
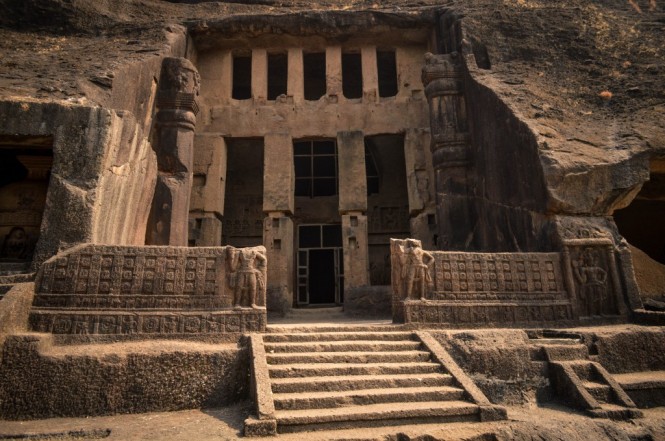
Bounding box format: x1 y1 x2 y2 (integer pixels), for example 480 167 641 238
232 50 398 101
294 139 379 198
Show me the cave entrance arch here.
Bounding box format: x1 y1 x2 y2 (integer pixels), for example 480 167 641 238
613 158 665 298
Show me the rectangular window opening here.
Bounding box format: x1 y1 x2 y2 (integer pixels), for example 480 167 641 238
377 50 398 98
232 54 252 100
342 52 362 99
303 52 327 101
267 53 288 100
294 139 338 198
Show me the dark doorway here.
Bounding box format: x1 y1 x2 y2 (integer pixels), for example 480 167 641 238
309 249 336 304
296 224 343 305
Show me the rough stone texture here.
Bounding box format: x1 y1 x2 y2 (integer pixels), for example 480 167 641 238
30 244 267 335
578 326 665 374
629 244 665 299
344 286 392 318
338 131 367 213
263 214 294 314
0 282 34 336
263 133 294 214
145 57 200 246
342 213 369 290
0 333 247 420
0 101 157 269
189 133 225 247
432 330 548 405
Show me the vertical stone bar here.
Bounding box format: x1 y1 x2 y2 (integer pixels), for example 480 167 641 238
263 213 294 313
361 46 378 102
338 130 369 290
219 50 233 105
404 128 436 249
326 45 342 98
288 48 304 103
337 130 367 213
263 133 295 311
189 134 226 246
342 213 369 290
146 57 200 246
263 133 294 214
252 48 267 103
422 52 473 250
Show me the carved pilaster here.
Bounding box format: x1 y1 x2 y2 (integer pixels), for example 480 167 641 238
146 57 200 246
422 52 473 250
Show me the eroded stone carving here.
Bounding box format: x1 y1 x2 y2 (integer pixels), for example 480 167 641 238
227 246 267 308
145 57 200 246
30 244 267 335
391 240 582 326
392 239 434 301
422 52 473 250
572 248 609 316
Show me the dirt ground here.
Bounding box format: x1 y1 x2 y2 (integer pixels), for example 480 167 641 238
0 402 664 441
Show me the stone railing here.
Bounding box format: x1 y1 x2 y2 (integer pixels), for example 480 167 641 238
391 238 629 327
29 244 267 335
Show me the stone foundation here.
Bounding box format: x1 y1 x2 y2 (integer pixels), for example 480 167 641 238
0 333 247 420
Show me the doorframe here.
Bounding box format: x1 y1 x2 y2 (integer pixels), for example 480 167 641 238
296 223 344 306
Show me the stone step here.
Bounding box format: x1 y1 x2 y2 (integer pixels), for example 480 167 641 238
584 381 613 403
273 386 466 411
542 344 590 362
264 332 416 343
264 340 422 353
529 337 582 346
267 325 401 334
266 350 431 365
268 362 444 378
570 362 596 382
275 400 480 433
587 403 644 420
270 373 455 394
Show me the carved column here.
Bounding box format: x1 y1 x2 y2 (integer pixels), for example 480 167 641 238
422 52 473 250
146 57 200 246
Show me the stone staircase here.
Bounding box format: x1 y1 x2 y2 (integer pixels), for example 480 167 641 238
529 332 642 420
245 329 506 436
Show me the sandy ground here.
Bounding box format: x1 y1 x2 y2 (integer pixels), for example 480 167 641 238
0 402 664 441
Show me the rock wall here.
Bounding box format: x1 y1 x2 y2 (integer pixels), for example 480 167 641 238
0 101 158 268
0 333 248 420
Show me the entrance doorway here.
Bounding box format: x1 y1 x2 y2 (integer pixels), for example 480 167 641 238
297 224 343 305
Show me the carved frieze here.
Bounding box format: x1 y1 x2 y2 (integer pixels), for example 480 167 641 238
30 244 267 335
392 240 577 325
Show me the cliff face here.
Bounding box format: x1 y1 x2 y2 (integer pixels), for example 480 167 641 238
0 0 663 219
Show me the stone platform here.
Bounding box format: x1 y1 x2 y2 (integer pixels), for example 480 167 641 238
29 244 267 336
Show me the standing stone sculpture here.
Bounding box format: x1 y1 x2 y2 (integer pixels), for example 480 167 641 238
227 246 267 308
392 238 434 301
422 52 473 250
146 57 200 246
572 247 610 316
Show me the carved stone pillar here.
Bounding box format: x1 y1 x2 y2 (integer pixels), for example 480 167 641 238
422 52 472 250
146 57 200 246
